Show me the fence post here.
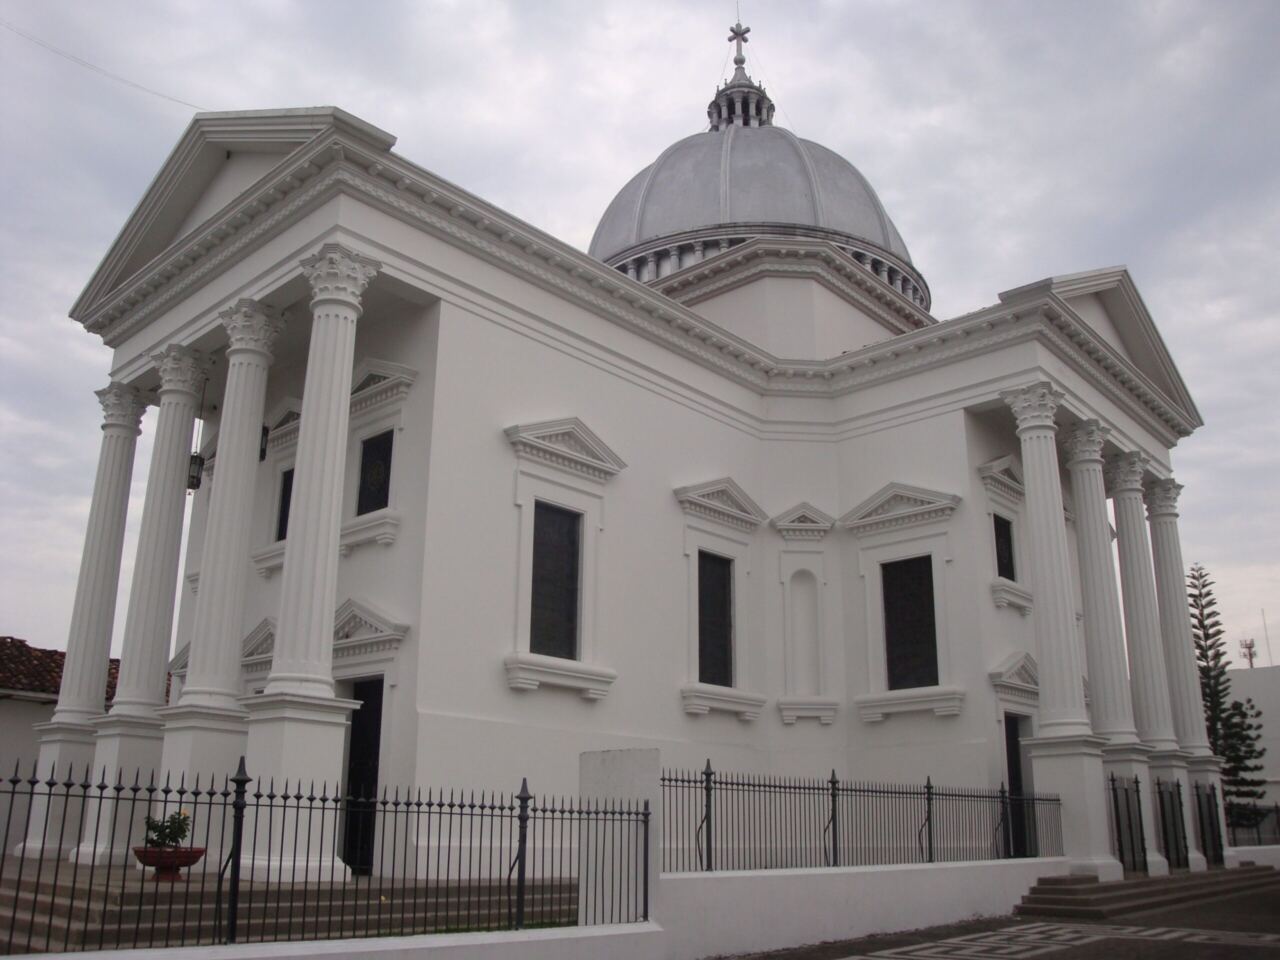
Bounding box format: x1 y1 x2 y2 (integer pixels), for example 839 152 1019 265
702 760 714 872
999 783 1011 859
1176 781 1189 867
1133 776 1148 875
515 778 531 929
226 757 250 944
829 770 840 868
1256 802 1264 846
642 799 651 921
925 777 934 863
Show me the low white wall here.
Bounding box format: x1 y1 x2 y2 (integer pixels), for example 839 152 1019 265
34 922 663 960
657 858 1069 960
1232 845 1280 868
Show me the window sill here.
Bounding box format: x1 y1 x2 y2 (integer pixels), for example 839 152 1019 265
991 577 1033 616
503 651 617 700
680 682 767 721
854 686 965 723
777 696 839 725
251 509 402 577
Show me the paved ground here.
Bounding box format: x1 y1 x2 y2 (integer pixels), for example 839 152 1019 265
727 883 1280 960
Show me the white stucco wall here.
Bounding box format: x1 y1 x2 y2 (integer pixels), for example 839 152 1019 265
1226 665 1280 803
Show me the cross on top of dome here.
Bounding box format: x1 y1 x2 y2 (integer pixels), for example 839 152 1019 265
708 21 774 131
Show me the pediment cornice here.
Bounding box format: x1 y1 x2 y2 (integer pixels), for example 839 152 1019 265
771 502 836 540
840 482 960 537
988 650 1039 704
78 115 1196 445
675 477 768 531
504 417 626 482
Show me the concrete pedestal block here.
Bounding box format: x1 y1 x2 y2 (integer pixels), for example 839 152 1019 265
1027 733 1123 881
159 703 250 784
1102 742 1169 876
15 720 97 858
1149 750 1207 872
72 713 166 864
579 749 660 923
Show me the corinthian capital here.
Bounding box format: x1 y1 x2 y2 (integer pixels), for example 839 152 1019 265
151 344 205 398
1062 420 1109 465
219 299 285 358
300 243 380 312
1103 451 1148 496
95 382 146 433
1001 381 1063 433
1144 477 1183 518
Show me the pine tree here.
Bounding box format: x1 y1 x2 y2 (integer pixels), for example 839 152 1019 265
1188 563 1268 824
1188 564 1229 753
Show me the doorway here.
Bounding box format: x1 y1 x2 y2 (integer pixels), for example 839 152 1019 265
1003 713 1031 857
343 677 384 874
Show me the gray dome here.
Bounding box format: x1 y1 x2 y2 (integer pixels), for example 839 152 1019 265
589 125 913 265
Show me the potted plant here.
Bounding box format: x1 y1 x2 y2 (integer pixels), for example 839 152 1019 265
132 810 205 881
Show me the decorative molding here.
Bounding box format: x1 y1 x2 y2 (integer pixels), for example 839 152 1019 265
991 577 1034 616
1062 420 1109 465
241 599 407 676
1143 477 1182 518
675 477 767 531
680 682 767 721
777 696 839 725
265 397 302 431
988 651 1039 706
1104 451 1149 495
267 362 415 453
840 483 960 537
854 686 965 723
978 456 1024 506
771 502 835 541
252 509 400 576
504 417 626 483
96 382 146 433
219 299 284 357
1001 381 1062 432
300 243 380 309
502 652 617 700
152 344 206 397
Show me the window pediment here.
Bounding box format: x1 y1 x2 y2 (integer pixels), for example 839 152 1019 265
772 502 835 541
266 360 416 454
988 650 1039 705
978 456 1025 506
675 477 767 531
240 599 407 675
840 483 960 537
504 417 626 483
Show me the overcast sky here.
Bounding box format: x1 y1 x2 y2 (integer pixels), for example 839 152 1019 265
0 0 1277 669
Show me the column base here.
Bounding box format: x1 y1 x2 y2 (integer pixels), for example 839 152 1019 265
1027 733 1124 882
159 702 249 784
69 713 166 864
1102 743 1169 877
13 720 98 858
1149 750 1208 872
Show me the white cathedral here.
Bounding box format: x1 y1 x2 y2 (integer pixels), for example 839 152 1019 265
34 26 1224 880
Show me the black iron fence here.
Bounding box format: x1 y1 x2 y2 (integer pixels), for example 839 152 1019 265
660 761 1062 872
0 758 648 954
1153 778 1189 870
1193 782 1224 867
1107 774 1148 874
1227 800 1280 847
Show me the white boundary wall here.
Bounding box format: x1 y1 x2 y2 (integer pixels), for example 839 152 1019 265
659 858 1069 960
1232 845 1280 868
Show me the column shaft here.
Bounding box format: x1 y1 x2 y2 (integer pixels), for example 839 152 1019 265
180 303 283 709
1146 480 1213 757
110 347 203 717
1064 422 1140 745
266 245 378 696
53 384 146 724
1107 454 1179 752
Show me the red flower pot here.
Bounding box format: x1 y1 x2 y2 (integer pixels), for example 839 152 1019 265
132 846 206 882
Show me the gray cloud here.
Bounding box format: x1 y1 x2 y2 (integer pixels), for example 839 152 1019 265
0 0 1276 665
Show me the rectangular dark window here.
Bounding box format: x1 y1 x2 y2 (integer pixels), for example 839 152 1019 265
275 468 294 542
882 554 939 690
994 514 1016 581
698 551 734 687
530 501 581 659
356 429 394 516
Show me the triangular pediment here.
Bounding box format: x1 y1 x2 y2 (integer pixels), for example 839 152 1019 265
505 417 626 482
72 107 396 323
266 397 302 431
840 483 960 536
978 455 1025 503
675 477 768 531
989 651 1039 703
242 618 278 660
999 268 1201 429
772 502 835 540
333 598 408 642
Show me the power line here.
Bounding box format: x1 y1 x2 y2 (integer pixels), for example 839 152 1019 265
0 17 207 111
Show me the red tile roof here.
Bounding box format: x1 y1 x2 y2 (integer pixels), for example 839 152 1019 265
0 637 117 703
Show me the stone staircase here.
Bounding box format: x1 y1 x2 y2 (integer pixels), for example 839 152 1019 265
1015 862 1280 919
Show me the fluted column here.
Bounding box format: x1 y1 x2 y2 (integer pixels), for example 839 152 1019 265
1106 453 1180 753
109 346 204 718
1003 384 1120 880
50 384 147 726
22 383 144 857
265 244 378 698
1145 480 1212 758
1003 384 1091 738
159 301 283 782
1063 422 1140 745
180 302 284 710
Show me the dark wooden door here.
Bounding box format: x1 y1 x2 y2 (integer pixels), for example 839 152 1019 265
1004 714 1030 857
343 678 384 873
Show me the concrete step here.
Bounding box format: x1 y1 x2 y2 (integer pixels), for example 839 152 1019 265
1015 866 1280 919
1021 865 1273 902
